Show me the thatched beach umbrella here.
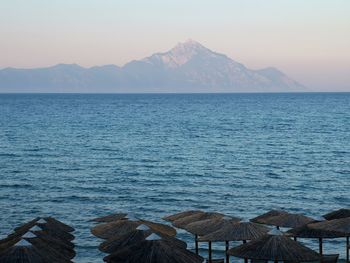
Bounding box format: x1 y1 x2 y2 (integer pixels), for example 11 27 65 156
0 239 47 263
103 233 204 263
199 221 269 263
91 213 128 223
163 210 204 222
22 231 76 260
171 212 225 256
43 217 74 233
287 221 344 255
22 236 73 263
91 219 176 239
172 212 225 229
185 216 241 261
252 211 314 229
250 210 288 225
228 229 320 262
11 218 75 242
13 217 74 234
309 217 350 262
99 224 187 253
323 208 350 220
0 226 74 254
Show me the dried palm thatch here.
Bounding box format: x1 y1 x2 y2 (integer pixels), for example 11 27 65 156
0 240 47 263
0 231 75 259
323 208 350 220
184 216 241 236
199 221 269 242
254 213 314 228
13 218 41 234
309 217 350 262
228 231 320 262
250 210 288 224
91 213 127 223
103 234 204 263
99 228 186 253
163 210 204 222
43 217 74 233
172 212 225 229
287 223 345 238
27 234 75 259
31 230 75 249
91 219 176 239
10 218 75 242
30 224 75 242
310 217 350 235
22 237 73 263
13 217 74 235
0 238 73 263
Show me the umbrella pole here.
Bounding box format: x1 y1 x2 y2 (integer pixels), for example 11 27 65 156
225 241 229 263
195 234 199 255
346 236 349 263
243 240 248 263
319 238 323 255
208 241 212 263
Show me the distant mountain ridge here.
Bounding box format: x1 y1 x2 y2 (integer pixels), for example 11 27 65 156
0 40 305 92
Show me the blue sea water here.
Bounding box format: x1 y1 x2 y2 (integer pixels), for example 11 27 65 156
0 93 349 262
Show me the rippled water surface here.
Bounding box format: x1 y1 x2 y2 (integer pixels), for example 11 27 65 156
0 93 349 262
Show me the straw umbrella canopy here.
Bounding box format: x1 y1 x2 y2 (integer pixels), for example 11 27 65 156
228 229 321 262
252 212 314 229
309 217 350 262
99 225 186 254
91 213 127 223
91 219 176 239
323 209 350 221
22 236 73 263
103 233 204 263
184 216 241 262
11 218 75 242
43 217 74 233
287 220 345 255
13 217 74 235
184 216 241 237
170 212 226 256
199 221 269 263
172 212 225 229
163 210 204 222
23 231 75 260
0 238 73 263
0 239 47 263
250 210 288 225
1 225 74 253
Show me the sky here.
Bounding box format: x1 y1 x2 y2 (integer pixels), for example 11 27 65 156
1 0 349 91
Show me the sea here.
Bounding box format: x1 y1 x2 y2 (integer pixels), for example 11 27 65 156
0 93 349 262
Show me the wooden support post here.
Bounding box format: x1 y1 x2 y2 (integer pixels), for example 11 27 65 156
195 234 199 255
243 240 248 263
319 238 323 255
346 236 349 263
294 236 297 241
209 241 212 263
225 241 229 263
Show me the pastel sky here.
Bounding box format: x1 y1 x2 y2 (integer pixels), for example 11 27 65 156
1 0 349 91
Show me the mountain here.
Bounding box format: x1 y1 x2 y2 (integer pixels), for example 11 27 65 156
0 40 305 93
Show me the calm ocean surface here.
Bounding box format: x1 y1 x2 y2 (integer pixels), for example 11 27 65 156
0 93 349 262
